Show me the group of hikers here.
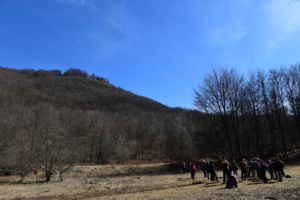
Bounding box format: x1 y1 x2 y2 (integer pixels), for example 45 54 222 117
180 157 286 189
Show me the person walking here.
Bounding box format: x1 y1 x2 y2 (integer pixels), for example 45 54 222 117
221 159 230 184
208 160 218 182
190 163 197 181
240 158 248 181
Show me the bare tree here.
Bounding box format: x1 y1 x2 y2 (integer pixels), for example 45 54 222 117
268 69 288 155
194 69 244 158
284 65 300 142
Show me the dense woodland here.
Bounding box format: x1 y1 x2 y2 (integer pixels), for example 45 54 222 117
194 66 300 158
0 65 299 181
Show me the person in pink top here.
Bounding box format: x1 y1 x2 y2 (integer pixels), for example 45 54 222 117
191 163 197 180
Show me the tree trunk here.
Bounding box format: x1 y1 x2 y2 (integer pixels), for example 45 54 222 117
222 116 234 159
45 171 52 182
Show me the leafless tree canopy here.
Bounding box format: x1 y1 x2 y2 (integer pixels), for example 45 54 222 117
0 67 199 181
194 66 300 159
0 65 300 181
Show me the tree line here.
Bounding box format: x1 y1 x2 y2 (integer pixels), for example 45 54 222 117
0 67 200 182
0 65 299 182
194 65 300 159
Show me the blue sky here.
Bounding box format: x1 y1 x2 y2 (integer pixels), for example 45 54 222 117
1 0 300 108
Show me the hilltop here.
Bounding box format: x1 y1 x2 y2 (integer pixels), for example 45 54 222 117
0 67 173 112
0 67 205 168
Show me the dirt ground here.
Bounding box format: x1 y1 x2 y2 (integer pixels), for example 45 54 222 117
0 164 300 200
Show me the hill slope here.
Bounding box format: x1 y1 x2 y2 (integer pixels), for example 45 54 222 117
0 67 172 112
0 67 206 165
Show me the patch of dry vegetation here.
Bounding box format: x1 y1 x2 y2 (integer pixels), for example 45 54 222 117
0 164 299 200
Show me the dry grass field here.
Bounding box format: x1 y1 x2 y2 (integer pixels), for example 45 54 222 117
0 163 299 200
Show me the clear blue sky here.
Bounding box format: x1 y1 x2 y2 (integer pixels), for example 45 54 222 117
1 0 300 108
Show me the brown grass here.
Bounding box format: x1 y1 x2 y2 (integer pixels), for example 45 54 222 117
0 164 299 200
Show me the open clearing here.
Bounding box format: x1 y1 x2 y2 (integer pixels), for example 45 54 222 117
0 164 300 200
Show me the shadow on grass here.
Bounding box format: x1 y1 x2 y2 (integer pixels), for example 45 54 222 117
264 197 278 200
177 178 191 181
247 181 265 185
12 181 202 200
203 181 222 188
246 179 279 185
14 180 62 185
0 178 63 185
192 181 203 185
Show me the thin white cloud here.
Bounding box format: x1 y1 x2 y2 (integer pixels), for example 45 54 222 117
56 0 86 6
56 0 97 9
264 0 300 49
85 0 141 60
209 20 247 46
207 0 300 51
205 0 250 47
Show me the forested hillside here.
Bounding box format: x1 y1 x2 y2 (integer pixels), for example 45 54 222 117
1 66 300 182
0 67 206 181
